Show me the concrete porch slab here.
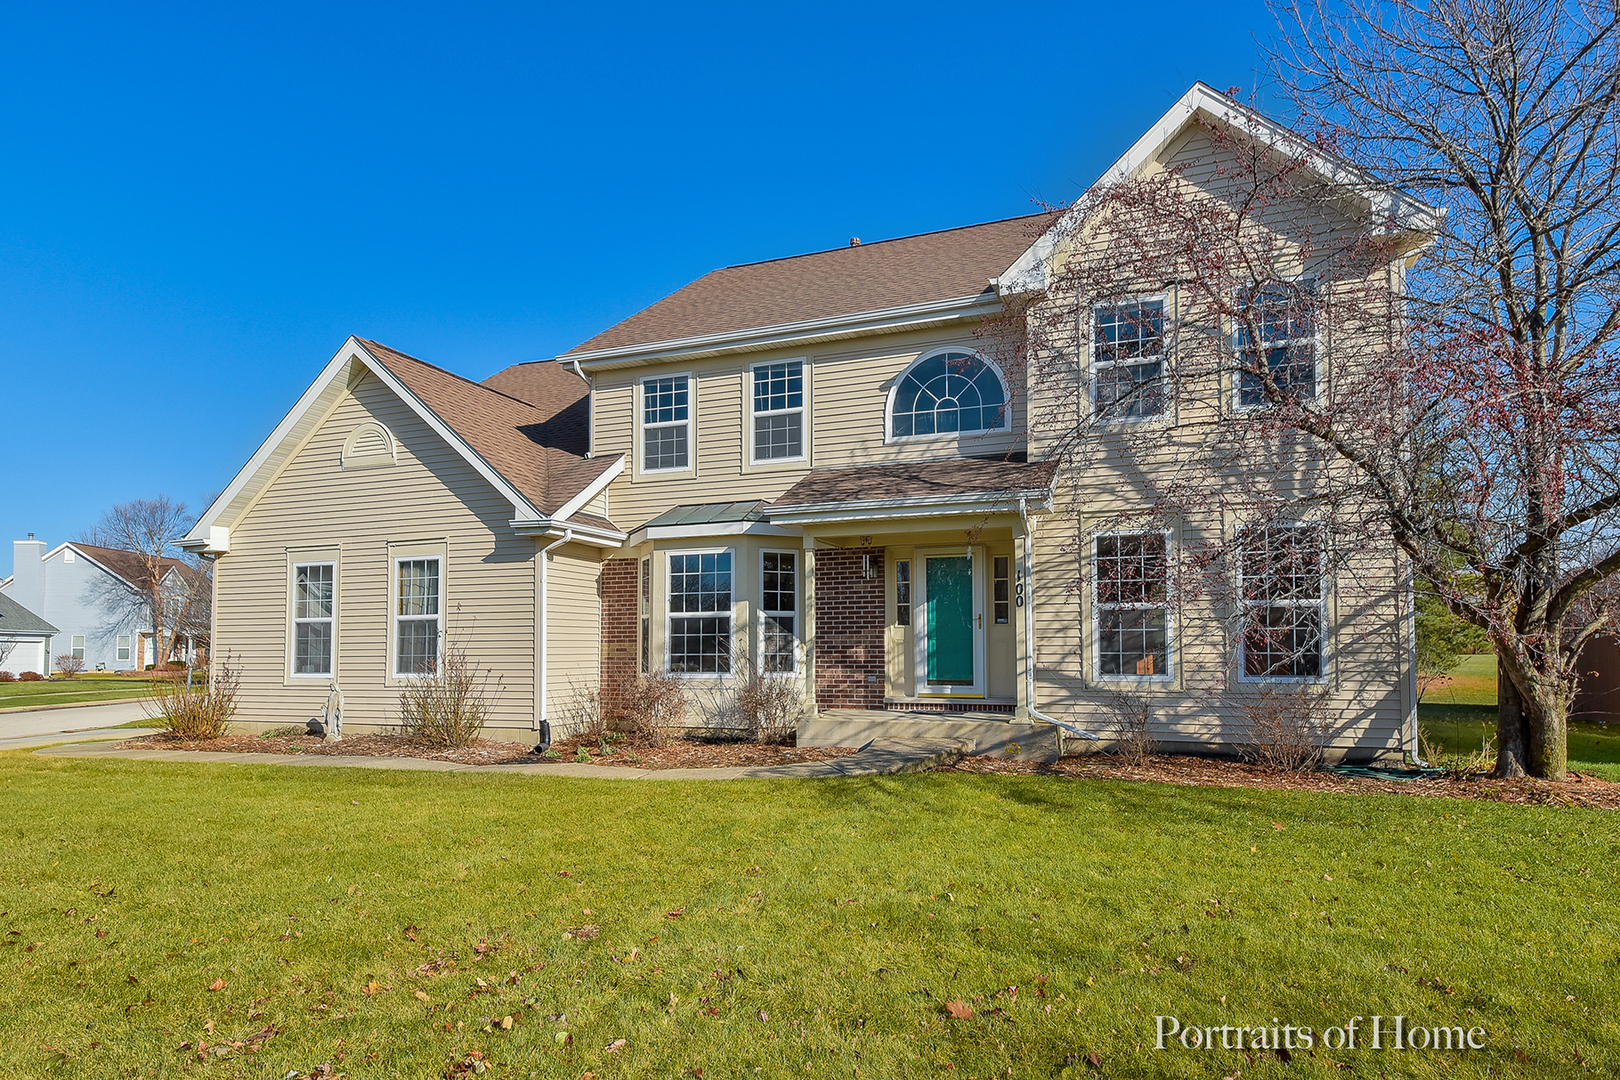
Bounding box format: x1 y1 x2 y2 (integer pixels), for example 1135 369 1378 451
800 710 1062 763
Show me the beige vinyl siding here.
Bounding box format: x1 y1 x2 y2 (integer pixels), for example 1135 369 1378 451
594 326 1028 530
217 373 539 736
545 544 602 729
1021 123 1412 757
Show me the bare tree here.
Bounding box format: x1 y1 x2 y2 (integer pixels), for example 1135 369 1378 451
79 496 210 670
1265 0 1620 778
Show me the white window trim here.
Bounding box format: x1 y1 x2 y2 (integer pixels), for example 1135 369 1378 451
392 554 445 680
639 371 696 476
758 548 801 676
1235 522 1329 683
884 348 1013 445
1088 293 1171 424
70 635 86 661
746 358 810 466
664 546 735 678
116 635 132 662
1232 277 1321 413
290 560 337 679
1090 529 1175 683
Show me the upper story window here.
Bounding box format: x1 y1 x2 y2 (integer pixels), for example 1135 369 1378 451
1091 299 1166 419
751 361 805 462
889 350 1008 439
642 375 690 471
1236 282 1317 408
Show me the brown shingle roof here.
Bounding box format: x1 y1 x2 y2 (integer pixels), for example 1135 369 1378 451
72 543 200 592
358 340 620 523
771 457 1055 510
479 360 591 457
562 213 1054 358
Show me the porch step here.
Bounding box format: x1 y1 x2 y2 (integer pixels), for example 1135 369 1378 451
882 697 1016 714
744 737 971 779
800 711 1062 763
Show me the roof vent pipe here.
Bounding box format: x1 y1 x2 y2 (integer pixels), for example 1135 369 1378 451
849 237 861 247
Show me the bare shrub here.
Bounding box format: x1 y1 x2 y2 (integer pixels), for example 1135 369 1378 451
1237 685 1331 772
54 654 86 678
1419 724 1496 781
600 670 688 739
397 644 501 749
1097 690 1155 765
144 655 241 741
0 671 15 683
18 671 44 682
734 670 801 744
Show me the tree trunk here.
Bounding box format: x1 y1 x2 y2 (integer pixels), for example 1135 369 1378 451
1496 662 1529 778
1523 682 1570 781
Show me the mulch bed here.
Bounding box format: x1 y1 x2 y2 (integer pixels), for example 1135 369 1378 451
940 752 1620 809
115 730 857 770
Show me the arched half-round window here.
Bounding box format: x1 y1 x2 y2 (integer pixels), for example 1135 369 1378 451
342 421 397 470
889 350 1008 439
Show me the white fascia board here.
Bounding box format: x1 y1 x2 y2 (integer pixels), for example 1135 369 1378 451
509 517 626 548
624 519 801 547
572 294 1001 371
550 455 626 521
52 543 138 590
770 490 1054 526
183 340 368 546
999 82 1444 298
185 337 543 550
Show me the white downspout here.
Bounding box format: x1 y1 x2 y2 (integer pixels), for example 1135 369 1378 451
537 528 574 732
1020 497 1099 745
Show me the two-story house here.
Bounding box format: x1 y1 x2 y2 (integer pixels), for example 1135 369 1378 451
184 85 1435 761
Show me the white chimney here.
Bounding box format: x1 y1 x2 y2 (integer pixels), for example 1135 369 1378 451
10 537 47 615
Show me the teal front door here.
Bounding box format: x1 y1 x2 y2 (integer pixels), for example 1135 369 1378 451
915 547 983 695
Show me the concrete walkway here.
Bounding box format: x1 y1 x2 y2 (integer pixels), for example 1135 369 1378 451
32 735 971 780
0 699 159 751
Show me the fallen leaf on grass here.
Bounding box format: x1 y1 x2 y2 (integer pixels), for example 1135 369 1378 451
605 1038 626 1052
665 906 686 919
413 990 430 1002
944 1000 974 1020
208 979 227 992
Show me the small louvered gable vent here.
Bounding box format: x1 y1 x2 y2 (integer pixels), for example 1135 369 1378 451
342 421 397 470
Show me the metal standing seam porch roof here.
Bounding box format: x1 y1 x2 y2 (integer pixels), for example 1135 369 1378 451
639 502 771 530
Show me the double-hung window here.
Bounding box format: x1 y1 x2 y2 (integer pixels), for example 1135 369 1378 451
292 563 335 675
394 557 442 676
668 552 731 673
752 361 805 461
1091 300 1166 419
1236 282 1317 407
760 551 798 673
116 635 132 662
1093 532 1171 677
1238 524 1324 679
70 635 86 661
642 375 690 471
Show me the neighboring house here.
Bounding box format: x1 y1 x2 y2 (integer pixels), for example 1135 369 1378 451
1 535 204 671
185 84 1436 760
0 591 57 677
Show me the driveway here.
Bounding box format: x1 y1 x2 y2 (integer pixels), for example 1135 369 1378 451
0 700 158 750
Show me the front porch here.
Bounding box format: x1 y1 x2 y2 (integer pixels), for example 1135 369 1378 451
801 708 1063 762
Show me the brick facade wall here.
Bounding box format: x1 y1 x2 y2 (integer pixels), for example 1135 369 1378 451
599 557 639 700
813 547 886 709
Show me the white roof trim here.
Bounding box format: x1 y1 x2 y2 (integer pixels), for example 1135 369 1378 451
770 488 1054 526
624 519 800 547
1000 82 1445 295
551 454 626 522
508 517 627 548
185 337 543 548
570 293 1001 370
43 541 139 589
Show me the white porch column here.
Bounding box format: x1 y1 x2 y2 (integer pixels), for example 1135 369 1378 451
801 535 817 716
1014 528 1031 723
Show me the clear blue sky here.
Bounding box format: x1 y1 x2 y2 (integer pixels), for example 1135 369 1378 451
0 1 1281 575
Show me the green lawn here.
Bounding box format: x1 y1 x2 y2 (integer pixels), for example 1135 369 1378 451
0 676 156 712
1418 655 1620 780
1 754 1615 1078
